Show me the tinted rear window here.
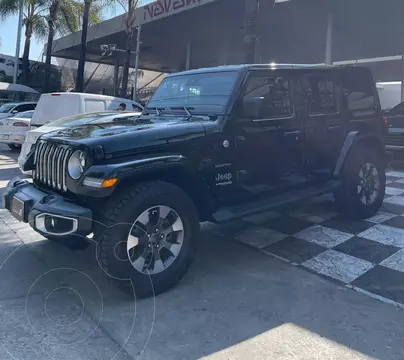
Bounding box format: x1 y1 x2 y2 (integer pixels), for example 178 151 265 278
340 69 377 118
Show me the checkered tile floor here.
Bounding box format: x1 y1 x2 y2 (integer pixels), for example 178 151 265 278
214 170 404 308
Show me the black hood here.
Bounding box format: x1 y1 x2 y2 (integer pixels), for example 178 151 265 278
41 117 207 155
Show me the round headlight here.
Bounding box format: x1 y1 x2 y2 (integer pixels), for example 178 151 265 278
68 150 86 179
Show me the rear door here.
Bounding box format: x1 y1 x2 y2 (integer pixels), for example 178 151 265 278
298 72 345 177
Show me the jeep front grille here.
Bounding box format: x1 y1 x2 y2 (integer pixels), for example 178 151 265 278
33 140 73 191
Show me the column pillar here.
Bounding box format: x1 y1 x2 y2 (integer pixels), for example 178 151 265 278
244 0 260 63
325 12 333 65
401 54 404 102
133 24 142 101
185 40 192 70
113 55 120 96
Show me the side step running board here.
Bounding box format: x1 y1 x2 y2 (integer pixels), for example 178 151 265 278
212 180 340 223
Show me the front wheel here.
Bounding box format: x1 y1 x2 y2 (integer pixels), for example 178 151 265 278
334 147 386 219
95 181 199 298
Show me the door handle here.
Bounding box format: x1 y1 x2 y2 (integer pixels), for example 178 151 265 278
328 124 341 130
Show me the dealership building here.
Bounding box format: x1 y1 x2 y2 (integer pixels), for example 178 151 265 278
51 0 404 96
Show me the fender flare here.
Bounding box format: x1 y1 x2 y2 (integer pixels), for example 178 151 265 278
83 154 215 217
86 154 198 181
333 131 386 176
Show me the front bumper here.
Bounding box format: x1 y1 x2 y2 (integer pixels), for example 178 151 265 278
2 178 92 237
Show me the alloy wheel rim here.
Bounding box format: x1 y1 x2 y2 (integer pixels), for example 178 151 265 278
357 162 380 206
126 205 184 275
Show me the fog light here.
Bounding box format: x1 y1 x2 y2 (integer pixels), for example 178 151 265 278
45 215 57 230
35 213 78 236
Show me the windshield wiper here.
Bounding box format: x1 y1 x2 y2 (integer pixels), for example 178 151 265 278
142 107 164 116
168 106 195 120
183 106 192 117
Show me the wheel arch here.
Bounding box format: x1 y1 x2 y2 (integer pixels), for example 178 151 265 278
114 162 216 222
334 131 387 177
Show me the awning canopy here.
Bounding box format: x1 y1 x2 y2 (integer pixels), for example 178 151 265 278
51 0 404 81
0 82 39 94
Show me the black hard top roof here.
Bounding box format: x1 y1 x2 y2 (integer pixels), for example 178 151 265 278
166 63 368 77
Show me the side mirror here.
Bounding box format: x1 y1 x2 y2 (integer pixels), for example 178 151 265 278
242 97 263 118
11 110 18 114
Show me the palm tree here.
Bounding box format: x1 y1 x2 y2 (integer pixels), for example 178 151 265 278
42 0 101 92
75 0 108 92
0 0 46 83
42 0 79 92
119 0 139 98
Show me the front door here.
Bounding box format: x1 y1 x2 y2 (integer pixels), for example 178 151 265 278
229 71 303 198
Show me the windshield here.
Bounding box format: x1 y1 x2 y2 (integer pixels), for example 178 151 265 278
147 71 239 112
0 104 15 113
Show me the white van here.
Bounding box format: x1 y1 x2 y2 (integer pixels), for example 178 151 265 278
30 92 143 128
19 93 143 174
376 82 402 111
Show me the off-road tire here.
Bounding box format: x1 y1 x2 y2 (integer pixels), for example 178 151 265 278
95 181 199 298
334 146 385 219
8 144 21 151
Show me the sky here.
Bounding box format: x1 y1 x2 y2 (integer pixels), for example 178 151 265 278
0 5 127 61
0 0 156 61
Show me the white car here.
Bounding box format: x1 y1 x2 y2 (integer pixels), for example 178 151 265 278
0 102 37 119
0 110 34 150
19 111 142 172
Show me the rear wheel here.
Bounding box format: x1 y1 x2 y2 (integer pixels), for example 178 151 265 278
8 144 21 151
95 181 199 298
334 147 385 219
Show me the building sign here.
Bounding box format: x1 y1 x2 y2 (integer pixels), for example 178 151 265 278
142 0 205 22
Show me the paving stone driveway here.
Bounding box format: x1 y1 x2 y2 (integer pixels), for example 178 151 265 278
213 171 404 307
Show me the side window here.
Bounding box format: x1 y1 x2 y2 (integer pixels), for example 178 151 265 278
340 70 376 118
244 75 292 119
85 100 105 112
15 104 33 112
300 75 337 115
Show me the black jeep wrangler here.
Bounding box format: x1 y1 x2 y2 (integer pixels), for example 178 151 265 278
3 64 389 297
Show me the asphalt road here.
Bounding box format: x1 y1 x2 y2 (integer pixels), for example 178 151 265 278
0 143 404 360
